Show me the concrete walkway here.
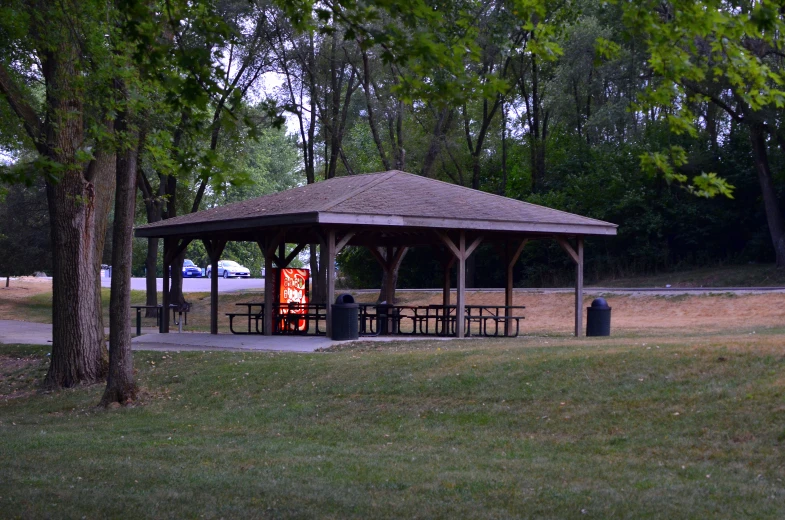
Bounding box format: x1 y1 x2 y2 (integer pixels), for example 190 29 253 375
132 332 331 352
0 320 330 352
0 320 54 345
0 319 455 353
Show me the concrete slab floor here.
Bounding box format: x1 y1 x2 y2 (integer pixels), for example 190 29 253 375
0 320 467 353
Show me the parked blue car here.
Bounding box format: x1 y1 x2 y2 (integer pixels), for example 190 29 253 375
182 259 202 278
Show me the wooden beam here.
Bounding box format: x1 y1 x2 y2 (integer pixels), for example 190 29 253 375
510 239 528 267
465 235 484 258
456 231 466 338
325 229 336 338
504 239 527 336
442 255 453 307
281 243 306 268
335 230 356 254
575 236 584 337
260 238 275 336
555 237 579 264
161 239 171 333
437 231 461 259
203 239 227 335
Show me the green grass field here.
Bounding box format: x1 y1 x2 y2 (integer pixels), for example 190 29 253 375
2 331 784 518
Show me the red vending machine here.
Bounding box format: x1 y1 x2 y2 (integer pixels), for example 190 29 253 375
272 268 310 332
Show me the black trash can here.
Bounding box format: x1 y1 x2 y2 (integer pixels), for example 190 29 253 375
586 297 612 336
332 293 359 340
376 303 399 335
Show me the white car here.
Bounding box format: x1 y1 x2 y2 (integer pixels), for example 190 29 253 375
206 260 251 279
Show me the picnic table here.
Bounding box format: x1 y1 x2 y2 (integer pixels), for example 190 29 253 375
225 301 524 338
130 304 189 335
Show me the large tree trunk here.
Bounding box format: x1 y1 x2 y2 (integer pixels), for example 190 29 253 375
90 136 116 368
421 108 452 178
169 251 188 309
45 173 107 388
42 44 106 389
376 248 408 303
101 114 139 406
750 124 785 267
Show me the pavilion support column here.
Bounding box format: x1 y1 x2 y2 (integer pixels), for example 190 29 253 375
161 239 171 334
203 239 227 335
556 236 584 337
442 256 455 307
258 236 283 337
503 239 528 336
456 232 466 338
325 229 336 338
575 237 584 337
438 231 483 338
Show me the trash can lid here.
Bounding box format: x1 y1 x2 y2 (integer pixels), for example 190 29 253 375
591 297 610 308
335 293 355 304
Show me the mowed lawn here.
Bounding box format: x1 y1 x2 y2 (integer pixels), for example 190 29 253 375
2 330 785 519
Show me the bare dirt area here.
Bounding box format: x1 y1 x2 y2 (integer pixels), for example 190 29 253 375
355 290 785 335
1 278 784 336
0 277 52 299
0 277 52 322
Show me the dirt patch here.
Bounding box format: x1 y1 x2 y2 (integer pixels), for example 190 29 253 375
0 277 53 322
362 290 785 334
0 277 52 299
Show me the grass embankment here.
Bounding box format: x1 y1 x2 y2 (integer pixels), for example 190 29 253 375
2 333 784 518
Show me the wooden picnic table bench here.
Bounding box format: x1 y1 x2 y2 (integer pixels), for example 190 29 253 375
130 304 188 335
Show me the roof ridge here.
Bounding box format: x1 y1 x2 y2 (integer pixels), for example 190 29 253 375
391 171 617 228
322 170 399 211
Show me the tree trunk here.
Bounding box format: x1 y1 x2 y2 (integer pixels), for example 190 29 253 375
421 108 451 178
89 138 116 368
101 113 139 406
169 250 188 310
42 44 106 389
376 248 408 303
750 124 785 267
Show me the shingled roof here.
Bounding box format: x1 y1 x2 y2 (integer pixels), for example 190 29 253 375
135 170 617 238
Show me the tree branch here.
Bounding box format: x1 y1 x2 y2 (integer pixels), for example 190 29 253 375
0 63 44 154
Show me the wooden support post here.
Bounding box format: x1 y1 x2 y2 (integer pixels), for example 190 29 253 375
575 236 584 337
259 239 276 336
325 229 336 338
161 239 171 333
203 239 227 335
504 239 528 336
442 256 454 307
456 231 466 338
556 236 584 337
437 231 482 338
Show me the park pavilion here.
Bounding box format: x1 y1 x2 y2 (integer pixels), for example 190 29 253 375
135 170 617 339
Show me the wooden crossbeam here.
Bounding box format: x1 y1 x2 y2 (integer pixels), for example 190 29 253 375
465 236 484 258
282 243 306 267
437 231 461 259
335 230 356 254
555 237 579 264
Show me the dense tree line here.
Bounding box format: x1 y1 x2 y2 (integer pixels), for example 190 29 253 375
1 0 784 396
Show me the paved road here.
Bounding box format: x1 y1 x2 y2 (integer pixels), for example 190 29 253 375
101 276 266 293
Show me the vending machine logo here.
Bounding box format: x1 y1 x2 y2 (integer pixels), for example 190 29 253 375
279 268 309 331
